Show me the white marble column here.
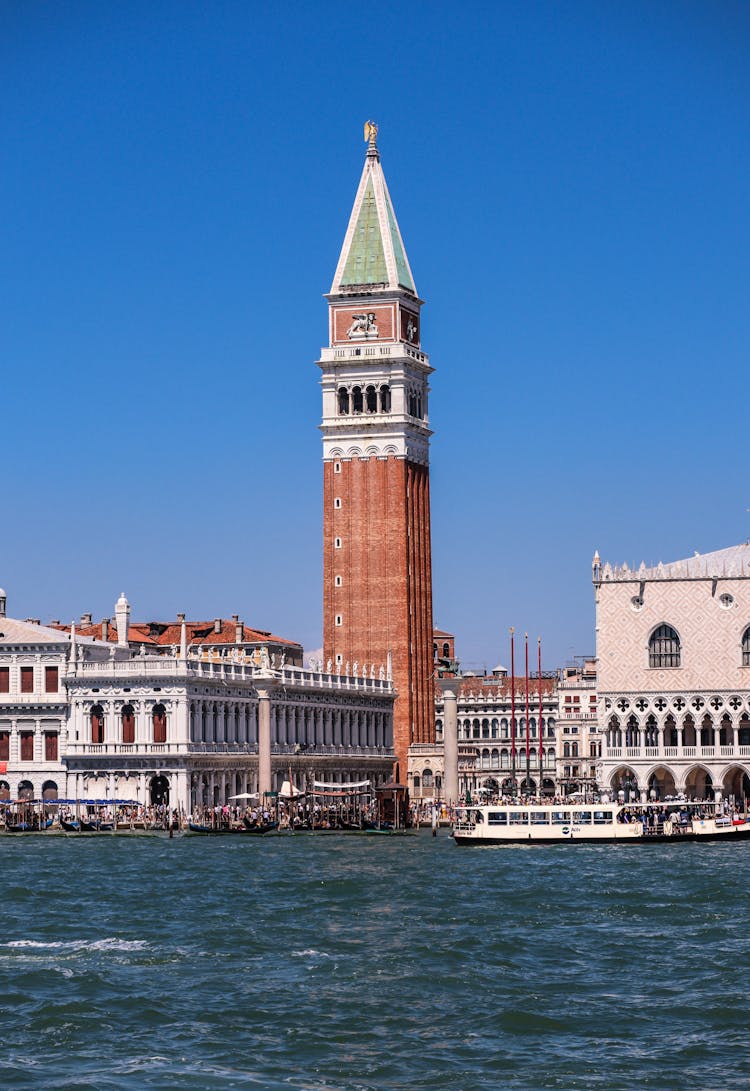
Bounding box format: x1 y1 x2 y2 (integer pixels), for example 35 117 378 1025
257 687 273 798
439 678 459 806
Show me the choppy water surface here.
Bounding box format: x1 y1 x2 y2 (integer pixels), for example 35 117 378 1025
1 833 749 1089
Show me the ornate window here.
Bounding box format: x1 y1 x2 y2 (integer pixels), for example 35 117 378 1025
122 704 135 744
91 703 104 744
152 703 167 744
649 624 681 668
742 626 750 666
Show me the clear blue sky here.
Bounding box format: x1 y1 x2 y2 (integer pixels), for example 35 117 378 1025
2 1 749 670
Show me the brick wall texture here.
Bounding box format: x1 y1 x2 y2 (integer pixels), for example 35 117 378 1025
323 455 435 777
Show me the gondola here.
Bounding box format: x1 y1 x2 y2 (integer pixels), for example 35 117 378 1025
60 818 81 832
4 817 54 833
240 820 278 835
79 818 115 832
188 820 237 834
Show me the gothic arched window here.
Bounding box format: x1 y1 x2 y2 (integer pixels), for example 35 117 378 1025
742 626 750 666
649 624 681 668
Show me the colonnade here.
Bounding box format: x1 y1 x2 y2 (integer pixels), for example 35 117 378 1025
272 701 389 749
604 711 750 757
68 697 189 748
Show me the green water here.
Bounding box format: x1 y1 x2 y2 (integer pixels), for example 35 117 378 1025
0 832 748 1089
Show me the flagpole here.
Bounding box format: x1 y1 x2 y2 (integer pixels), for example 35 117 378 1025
524 633 530 798
510 628 516 798
538 637 544 800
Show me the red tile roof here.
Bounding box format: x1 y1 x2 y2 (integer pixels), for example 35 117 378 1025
48 619 301 649
457 675 557 699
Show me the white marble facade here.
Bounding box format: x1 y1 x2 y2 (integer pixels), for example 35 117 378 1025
0 602 395 812
594 543 750 801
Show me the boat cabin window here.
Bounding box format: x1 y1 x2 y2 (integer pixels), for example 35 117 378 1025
487 811 508 825
572 811 592 824
530 811 549 824
550 811 571 824
593 810 613 825
508 811 528 825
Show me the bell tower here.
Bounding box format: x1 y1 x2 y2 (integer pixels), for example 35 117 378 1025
319 123 435 779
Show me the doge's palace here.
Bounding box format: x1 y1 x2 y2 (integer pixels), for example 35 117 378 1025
594 542 750 801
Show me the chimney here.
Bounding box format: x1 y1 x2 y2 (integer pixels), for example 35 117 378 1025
115 593 130 647
0 588 6 618
177 612 185 624
232 615 243 643
81 613 92 626
214 618 222 634
50 619 61 626
101 618 109 642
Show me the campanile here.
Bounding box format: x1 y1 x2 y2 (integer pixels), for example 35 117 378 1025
319 123 435 780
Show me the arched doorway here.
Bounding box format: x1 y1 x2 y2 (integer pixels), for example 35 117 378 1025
646 766 676 800
722 766 750 804
150 775 170 806
0 780 10 801
41 780 58 802
482 778 499 796
542 778 555 797
17 780 34 801
610 766 639 801
684 766 713 799
520 777 536 795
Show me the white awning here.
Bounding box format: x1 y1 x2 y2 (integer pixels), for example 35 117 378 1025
312 779 370 791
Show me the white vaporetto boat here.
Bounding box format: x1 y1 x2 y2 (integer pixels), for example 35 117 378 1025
452 801 750 845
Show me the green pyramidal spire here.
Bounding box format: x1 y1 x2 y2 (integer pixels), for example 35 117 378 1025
331 126 416 295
